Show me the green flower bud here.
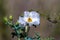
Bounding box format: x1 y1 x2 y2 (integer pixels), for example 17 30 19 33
9 15 13 20
4 17 8 22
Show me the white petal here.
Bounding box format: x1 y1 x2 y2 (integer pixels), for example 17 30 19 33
23 17 28 22
31 18 40 22
33 21 40 25
30 11 40 18
24 11 30 17
28 18 40 26
32 18 40 25
18 17 26 26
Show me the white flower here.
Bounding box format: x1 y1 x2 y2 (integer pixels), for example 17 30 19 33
18 11 40 27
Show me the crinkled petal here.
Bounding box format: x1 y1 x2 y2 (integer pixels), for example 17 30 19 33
33 20 40 25
18 17 26 26
32 18 40 25
30 11 40 18
24 11 30 17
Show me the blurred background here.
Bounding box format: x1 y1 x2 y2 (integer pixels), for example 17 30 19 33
0 0 60 40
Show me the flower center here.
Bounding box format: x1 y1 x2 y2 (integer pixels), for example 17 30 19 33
27 17 32 22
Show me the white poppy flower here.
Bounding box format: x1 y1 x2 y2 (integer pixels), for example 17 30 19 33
18 11 40 27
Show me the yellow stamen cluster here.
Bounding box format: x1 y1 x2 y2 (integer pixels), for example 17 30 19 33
27 17 32 22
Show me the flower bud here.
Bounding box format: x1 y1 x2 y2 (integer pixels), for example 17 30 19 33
4 17 8 22
9 15 13 20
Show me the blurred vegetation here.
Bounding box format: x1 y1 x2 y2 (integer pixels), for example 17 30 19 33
0 0 11 40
